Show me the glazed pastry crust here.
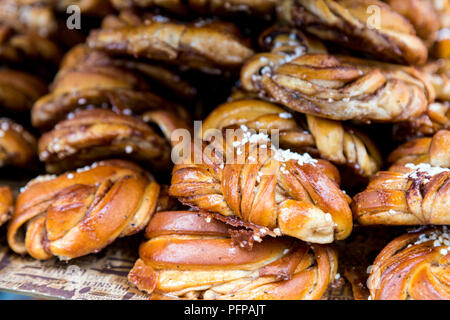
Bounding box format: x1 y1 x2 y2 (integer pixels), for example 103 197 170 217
38 108 191 173
388 130 450 171
255 54 433 122
128 210 338 300
0 186 12 227
87 15 254 73
0 118 36 168
7 160 160 260
169 129 352 243
31 46 188 129
279 0 427 65
368 228 450 300
354 130 449 225
386 0 440 47
0 25 61 65
202 99 381 178
0 68 48 112
393 102 449 140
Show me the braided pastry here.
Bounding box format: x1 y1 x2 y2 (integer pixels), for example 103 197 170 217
111 0 276 17
38 108 189 173
202 99 381 178
388 130 450 172
59 45 197 102
385 0 440 47
0 25 61 66
422 59 450 101
128 210 338 300
278 0 427 65
393 102 450 140
87 15 254 73
368 228 450 300
32 46 188 129
0 68 47 112
7 160 160 260
0 186 12 227
352 154 450 225
248 53 433 122
0 118 36 168
170 124 352 243
241 26 327 93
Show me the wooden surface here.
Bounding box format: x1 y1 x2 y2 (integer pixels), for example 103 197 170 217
0 234 148 300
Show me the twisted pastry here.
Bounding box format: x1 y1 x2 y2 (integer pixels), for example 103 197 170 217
0 118 36 167
278 0 427 65
0 68 47 112
388 130 450 172
385 0 440 47
38 108 189 173
128 210 338 300
170 125 352 243
32 46 189 129
241 26 327 93
111 0 276 17
247 54 433 122
352 158 450 225
0 186 12 227
7 160 160 260
422 59 450 101
0 25 61 65
59 45 197 102
87 15 254 73
368 228 450 300
393 102 450 140
202 99 381 178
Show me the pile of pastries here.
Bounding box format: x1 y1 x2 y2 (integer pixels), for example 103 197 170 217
0 0 449 300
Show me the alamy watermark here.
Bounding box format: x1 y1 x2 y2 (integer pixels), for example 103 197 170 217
66 5 81 30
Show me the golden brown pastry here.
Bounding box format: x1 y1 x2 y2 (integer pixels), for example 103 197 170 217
393 102 450 140
0 186 13 227
87 15 254 73
385 0 440 47
0 25 61 65
388 130 450 172
0 118 36 167
278 0 427 65
128 210 338 300
202 99 381 179
7 159 160 260
0 0 57 36
241 26 327 93
59 45 197 102
38 108 189 173
111 0 276 17
353 143 450 225
0 68 47 112
422 59 450 101
31 46 189 129
247 53 433 122
367 227 450 300
170 124 352 243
